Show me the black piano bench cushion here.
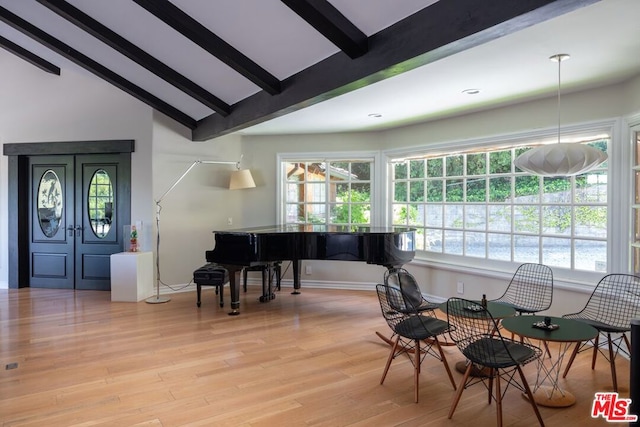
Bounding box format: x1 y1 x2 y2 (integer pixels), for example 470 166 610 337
194 263 229 308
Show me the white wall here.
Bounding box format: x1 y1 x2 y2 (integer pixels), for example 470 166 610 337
151 113 246 286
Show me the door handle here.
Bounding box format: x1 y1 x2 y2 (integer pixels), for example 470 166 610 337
67 225 84 237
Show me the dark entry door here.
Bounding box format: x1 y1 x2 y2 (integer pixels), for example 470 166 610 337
29 154 129 290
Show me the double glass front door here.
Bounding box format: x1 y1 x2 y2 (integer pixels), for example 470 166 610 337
29 154 129 290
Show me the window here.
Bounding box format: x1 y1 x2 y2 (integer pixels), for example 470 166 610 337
390 137 609 273
632 130 640 273
281 157 374 226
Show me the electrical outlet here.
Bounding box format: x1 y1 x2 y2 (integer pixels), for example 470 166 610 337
227 217 233 225
457 281 464 294
305 265 312 275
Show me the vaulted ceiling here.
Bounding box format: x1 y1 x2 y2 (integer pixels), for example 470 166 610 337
1 0 638 141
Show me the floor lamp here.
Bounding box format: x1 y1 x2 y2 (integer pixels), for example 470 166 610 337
145 158 256 304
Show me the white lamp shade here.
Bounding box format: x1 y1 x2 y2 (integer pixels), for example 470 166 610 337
229 169 256 190
514 143 607 176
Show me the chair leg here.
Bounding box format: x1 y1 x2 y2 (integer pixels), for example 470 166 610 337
619 333 632 390
414 339 420 403
623 333 631 353
380 336 400 385
517 365 545 427
592 334 600 370
488 368 494 404
434 338 456 390
563 341 580 378
448 363 472 419
607 333 618 392
495 370 502 427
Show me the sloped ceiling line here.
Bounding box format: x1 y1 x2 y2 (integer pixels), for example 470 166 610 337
36 0 230 116
0 33 60 75
0 5 197 129
132 0 282 96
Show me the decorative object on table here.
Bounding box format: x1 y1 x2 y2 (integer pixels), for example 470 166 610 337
562 273 640 392
532 320 559 331
514 53 607 176
481 293 487 308
129 225 138 252
147 156 255 305
464 304 483 312
375 284 456 403
445 297 545 426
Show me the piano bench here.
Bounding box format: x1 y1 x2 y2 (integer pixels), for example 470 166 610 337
193 263 229 308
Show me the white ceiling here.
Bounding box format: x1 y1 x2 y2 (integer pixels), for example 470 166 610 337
0 0 637 139
242 0 640 135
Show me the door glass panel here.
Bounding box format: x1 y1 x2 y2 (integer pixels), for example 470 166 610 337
88 169 114 238
37 170 64 237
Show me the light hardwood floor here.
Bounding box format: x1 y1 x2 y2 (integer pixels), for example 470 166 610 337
0 286 631 426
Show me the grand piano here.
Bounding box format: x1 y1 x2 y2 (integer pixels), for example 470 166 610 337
206 224 415 314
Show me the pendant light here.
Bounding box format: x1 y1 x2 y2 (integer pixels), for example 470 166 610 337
514 54 607 176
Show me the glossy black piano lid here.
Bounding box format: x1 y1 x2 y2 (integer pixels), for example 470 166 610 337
214 224 414 234
207 225 415 267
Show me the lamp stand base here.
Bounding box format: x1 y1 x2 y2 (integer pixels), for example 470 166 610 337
145 295 171 304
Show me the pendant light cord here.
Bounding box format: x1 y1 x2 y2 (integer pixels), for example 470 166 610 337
556 56 561 144
550 53 569 144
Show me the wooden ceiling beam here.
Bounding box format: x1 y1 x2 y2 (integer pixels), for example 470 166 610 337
0 5 196 129
36 0 230 116
133 0 281 95
0 34 60 75
281 0 368 59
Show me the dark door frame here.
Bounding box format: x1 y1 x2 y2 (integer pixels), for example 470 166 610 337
3 140 134 289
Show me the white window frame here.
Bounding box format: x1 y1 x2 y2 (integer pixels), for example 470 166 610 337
382 119 628 287
276 151 383 227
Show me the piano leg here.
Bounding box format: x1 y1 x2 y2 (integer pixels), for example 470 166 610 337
292 260 301 295
226 267 242 315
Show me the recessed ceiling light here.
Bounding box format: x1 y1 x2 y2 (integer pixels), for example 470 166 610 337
368 113 382 118
462 88 480 95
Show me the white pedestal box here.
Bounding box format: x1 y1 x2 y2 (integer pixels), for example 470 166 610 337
110 251 153 302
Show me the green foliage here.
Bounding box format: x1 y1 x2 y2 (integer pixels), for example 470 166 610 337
333 189 370 224
396 205 419 224
390 140 608 231
543 207 572 232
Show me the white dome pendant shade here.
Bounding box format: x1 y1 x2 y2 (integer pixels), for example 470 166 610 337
514 143 607 176
514 54 607 177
